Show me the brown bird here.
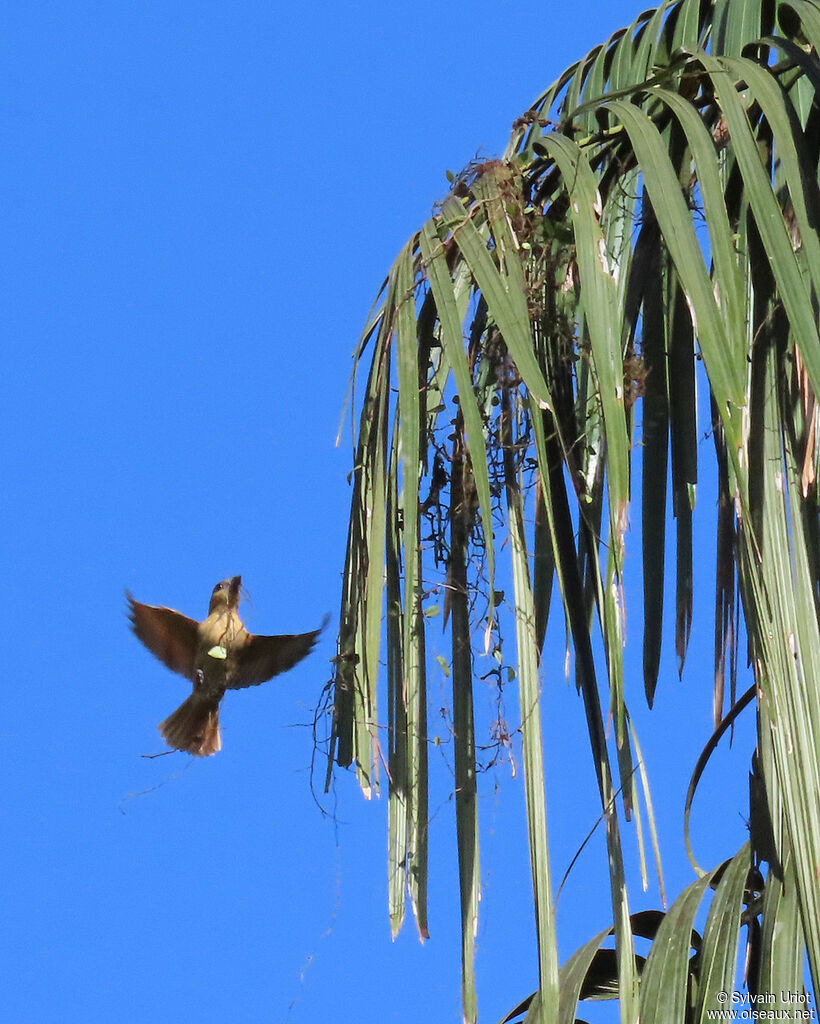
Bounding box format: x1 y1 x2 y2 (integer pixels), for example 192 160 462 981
127 576 322 756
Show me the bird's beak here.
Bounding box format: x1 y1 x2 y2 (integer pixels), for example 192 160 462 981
230 575 242 596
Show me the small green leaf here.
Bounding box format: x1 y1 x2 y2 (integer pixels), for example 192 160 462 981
436 654 451 677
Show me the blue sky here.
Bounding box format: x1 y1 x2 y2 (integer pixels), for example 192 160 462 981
3 3 758 1022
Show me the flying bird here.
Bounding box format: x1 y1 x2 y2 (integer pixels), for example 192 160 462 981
127 576 322 756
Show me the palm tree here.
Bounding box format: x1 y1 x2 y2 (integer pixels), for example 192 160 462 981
324 1 820 1020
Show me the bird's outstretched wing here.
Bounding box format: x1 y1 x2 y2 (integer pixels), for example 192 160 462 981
127 593 199 680
231 626 322 688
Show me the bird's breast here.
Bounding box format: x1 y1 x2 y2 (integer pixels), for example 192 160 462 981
195 610 249 694
199 609 245 647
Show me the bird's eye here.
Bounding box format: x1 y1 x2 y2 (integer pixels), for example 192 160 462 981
214 583 224 592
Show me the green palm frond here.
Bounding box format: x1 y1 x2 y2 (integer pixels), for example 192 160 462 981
327 1 820 1020
500 844 798 1024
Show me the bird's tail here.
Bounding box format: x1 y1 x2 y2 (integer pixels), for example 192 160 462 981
158 694 221 756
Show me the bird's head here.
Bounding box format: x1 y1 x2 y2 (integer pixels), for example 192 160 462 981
209 575 242 612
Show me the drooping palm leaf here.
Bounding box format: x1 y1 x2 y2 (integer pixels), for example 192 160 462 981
328 1 820 1019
